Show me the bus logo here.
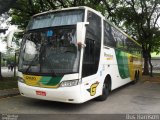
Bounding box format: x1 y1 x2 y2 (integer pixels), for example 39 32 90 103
87 82 99 96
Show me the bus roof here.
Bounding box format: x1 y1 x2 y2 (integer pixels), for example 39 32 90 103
33 6 103 18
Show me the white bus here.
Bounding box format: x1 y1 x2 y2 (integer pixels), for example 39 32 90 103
16 6 142 103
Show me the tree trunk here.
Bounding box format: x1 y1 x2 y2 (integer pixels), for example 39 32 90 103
148 54 153 77
0 52 3 80
142 48 150 75
143 56 149 75
14 52 16 77
142 47 153 76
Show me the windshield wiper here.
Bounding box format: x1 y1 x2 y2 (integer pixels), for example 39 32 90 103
25 55 39 73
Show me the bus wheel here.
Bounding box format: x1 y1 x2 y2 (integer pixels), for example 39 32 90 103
96 80 110 101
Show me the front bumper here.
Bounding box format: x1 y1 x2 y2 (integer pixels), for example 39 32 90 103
18 82 85 103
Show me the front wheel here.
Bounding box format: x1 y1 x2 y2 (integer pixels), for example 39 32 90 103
96 81 110 101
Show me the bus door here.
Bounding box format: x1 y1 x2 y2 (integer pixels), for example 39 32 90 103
81 10 102 97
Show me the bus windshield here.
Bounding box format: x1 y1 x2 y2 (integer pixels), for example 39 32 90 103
19 26 80 75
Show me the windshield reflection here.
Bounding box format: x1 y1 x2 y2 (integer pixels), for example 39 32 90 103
19 26 80 75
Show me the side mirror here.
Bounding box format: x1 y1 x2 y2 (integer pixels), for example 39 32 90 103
76 22 89 48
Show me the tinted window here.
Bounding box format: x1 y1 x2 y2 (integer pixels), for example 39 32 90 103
104 21 116 47
104 20 141 56
125 38 141 56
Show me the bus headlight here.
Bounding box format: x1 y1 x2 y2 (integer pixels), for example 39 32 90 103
18 77 25 83
60 80 79 87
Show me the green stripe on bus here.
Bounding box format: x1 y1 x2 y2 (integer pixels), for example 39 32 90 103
115 49 130 79
39 76 62 86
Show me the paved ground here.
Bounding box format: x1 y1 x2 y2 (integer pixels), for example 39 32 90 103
0 81 160 114
0 88 19 98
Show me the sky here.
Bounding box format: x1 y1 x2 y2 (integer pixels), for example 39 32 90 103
0 17 17 53
0 25 17 52
0 40 6 52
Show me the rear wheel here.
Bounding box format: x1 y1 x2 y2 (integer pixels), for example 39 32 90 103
96 80 110 101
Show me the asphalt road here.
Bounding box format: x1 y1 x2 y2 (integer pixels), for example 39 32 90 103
0 81 160 115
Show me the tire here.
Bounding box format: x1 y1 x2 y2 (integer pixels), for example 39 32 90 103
96 80 110 101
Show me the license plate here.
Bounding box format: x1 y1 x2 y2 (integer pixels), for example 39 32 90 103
36 91 46 96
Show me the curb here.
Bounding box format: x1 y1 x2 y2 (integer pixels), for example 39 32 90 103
0 88 20 99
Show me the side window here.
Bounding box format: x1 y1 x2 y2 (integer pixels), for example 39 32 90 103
104 21 116 47
104 20 141 56
125 38 141 56
82 11 101 77
125 38 132 53
112 27 125 49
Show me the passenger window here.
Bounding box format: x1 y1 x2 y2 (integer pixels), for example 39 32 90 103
104 21 116 47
